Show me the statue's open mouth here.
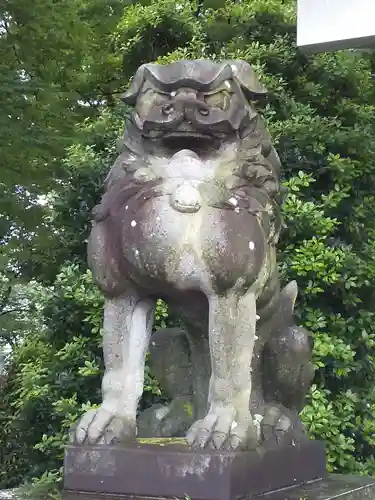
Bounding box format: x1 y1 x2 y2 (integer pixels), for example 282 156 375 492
162 130 219 153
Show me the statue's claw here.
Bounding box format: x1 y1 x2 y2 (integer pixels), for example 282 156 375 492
70 406 136 446
186 407 258 451
260 404 306 448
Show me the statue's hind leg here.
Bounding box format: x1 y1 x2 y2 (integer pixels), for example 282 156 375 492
137 325 210 438
261 281 315 447
137 327 195 438
263 323 314 412
72 291 155 445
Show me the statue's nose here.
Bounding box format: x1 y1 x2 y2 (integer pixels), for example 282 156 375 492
161 93 210 117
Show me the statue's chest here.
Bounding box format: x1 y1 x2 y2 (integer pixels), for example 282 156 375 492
121 195 267 293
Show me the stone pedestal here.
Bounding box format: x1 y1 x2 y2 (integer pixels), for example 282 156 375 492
63 438 326 500
1 472 375 500
62 476 375 500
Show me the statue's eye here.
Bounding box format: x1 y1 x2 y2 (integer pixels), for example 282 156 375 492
204 90 230 110
139 88 169 106
151 92 170 106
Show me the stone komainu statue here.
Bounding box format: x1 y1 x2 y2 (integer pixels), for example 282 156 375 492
71 60 314 451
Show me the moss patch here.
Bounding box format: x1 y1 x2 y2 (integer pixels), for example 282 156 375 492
137 437 188 447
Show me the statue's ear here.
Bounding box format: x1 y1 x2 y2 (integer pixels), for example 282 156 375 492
121 64 148 106
224 60 268 101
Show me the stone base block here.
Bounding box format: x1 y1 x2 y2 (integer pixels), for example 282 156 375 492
2 475 375 500
63 438 326 500
274 475 375 499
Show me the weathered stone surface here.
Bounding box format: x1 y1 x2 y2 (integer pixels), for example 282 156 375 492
63 439 326 500
69 59 315 453
4 474 375 500
264 475 375 500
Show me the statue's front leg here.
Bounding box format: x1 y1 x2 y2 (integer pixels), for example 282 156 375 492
72 291 154 445
186 291 258 451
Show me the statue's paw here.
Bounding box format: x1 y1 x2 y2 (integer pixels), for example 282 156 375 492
70 406 136 446
157 398 195 437
137 399 195 438
260 404 306 448
186 407 258 451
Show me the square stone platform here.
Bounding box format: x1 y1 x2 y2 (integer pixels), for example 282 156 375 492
62 475 375 500
63 438 327 500
3 474 375 500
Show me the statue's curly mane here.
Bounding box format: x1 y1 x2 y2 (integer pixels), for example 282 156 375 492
228 114 284 244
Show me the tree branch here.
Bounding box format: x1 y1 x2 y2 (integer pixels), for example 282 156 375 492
0 308 20 317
